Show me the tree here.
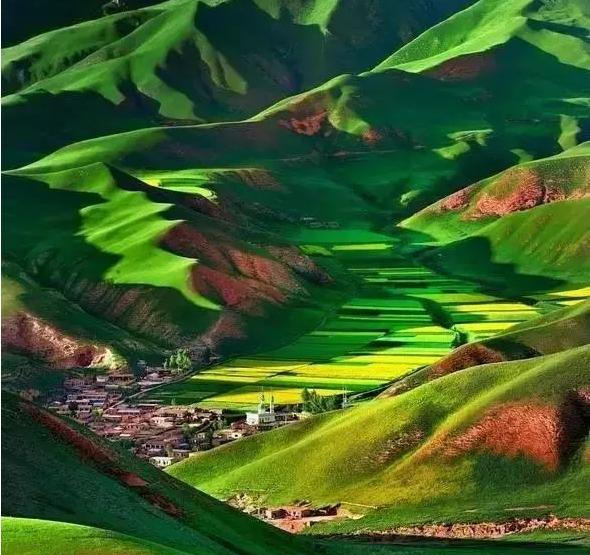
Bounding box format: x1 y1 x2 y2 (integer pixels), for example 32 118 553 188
163 348 192 374
301 388 340 414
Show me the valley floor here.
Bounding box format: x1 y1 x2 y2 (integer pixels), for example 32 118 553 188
147 232 588 409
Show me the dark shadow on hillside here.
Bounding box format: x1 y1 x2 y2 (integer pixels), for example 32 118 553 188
416 236 566 297
2 87 166 169
1 174 217 349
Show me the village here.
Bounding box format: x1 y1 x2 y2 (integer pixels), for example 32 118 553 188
45 361 302 468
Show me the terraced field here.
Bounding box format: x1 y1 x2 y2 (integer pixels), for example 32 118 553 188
147 238 586 409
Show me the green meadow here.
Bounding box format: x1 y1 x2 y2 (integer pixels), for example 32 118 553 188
149 241 586 409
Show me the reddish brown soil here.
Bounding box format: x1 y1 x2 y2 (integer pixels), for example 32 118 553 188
120 472 149 487
2 312 113 369
23 401 118 466
470 168 544 218
437 186 473 212
341 515 590 540
201 311 245 344
434 166 589 220
22 401 184 518
429 343 504 379
182 194 233 222
228 248 303 294
280 110 327 136
161 223 232 271
426 53 497 82
192 265 287 314
142 493 184 517
444 400 587 470
362 128 383 146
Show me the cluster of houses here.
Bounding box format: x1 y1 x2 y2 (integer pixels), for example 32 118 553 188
47 372 136 420
47 371 300 468
251 501 343 533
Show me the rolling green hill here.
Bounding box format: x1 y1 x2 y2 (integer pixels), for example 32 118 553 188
3 0 589 390
169 341 590 532
5 392 576 555
399 145 590 293
381 299 590 396
2 0 590 552
2 0 474 167
1 391 309 555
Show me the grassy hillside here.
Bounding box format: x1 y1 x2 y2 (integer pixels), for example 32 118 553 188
5 392 575 555
373 0 590 74
1 391 311 555
2 0 474 167
2 162 347 367
402 144 590 243
3 0 589 379
382 299 590 396
169 343 590 531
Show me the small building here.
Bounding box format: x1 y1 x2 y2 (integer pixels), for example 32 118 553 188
172 448 190 460
264 508 287 520
246 391 276 429
150 456 174 468
143 439 166 451
151 416 175 428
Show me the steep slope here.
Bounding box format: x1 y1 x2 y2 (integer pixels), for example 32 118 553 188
4 0 589 369
383 299 590 396
169 343 590 532
2 164 343 366
1 260 162 370
4 393 565 555
1 391 310 555
373 0 590 74
401 145 590 293
2 0 474 167
401 144 590 243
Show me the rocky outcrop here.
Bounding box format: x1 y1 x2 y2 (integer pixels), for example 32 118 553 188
2 311 119 369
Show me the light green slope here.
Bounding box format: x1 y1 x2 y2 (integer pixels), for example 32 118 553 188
169 343 590 529
382 299 590 397
6 393 575 555
373 0 590 73
1 391 309 555
2 518 197 555
401 143 590 243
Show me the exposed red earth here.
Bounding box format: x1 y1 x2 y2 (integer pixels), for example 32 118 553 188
2 312 115 369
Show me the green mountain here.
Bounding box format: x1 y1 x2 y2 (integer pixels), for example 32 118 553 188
2 0 589 549
1 391 307 555
169 310 590 532
5 392 573 555
2 0 474 166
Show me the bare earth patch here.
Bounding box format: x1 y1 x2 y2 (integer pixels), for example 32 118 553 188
444 400 587 470
428 343 504 379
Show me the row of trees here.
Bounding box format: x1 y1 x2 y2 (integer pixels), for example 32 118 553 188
163 348 192 374
301 388 342 414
